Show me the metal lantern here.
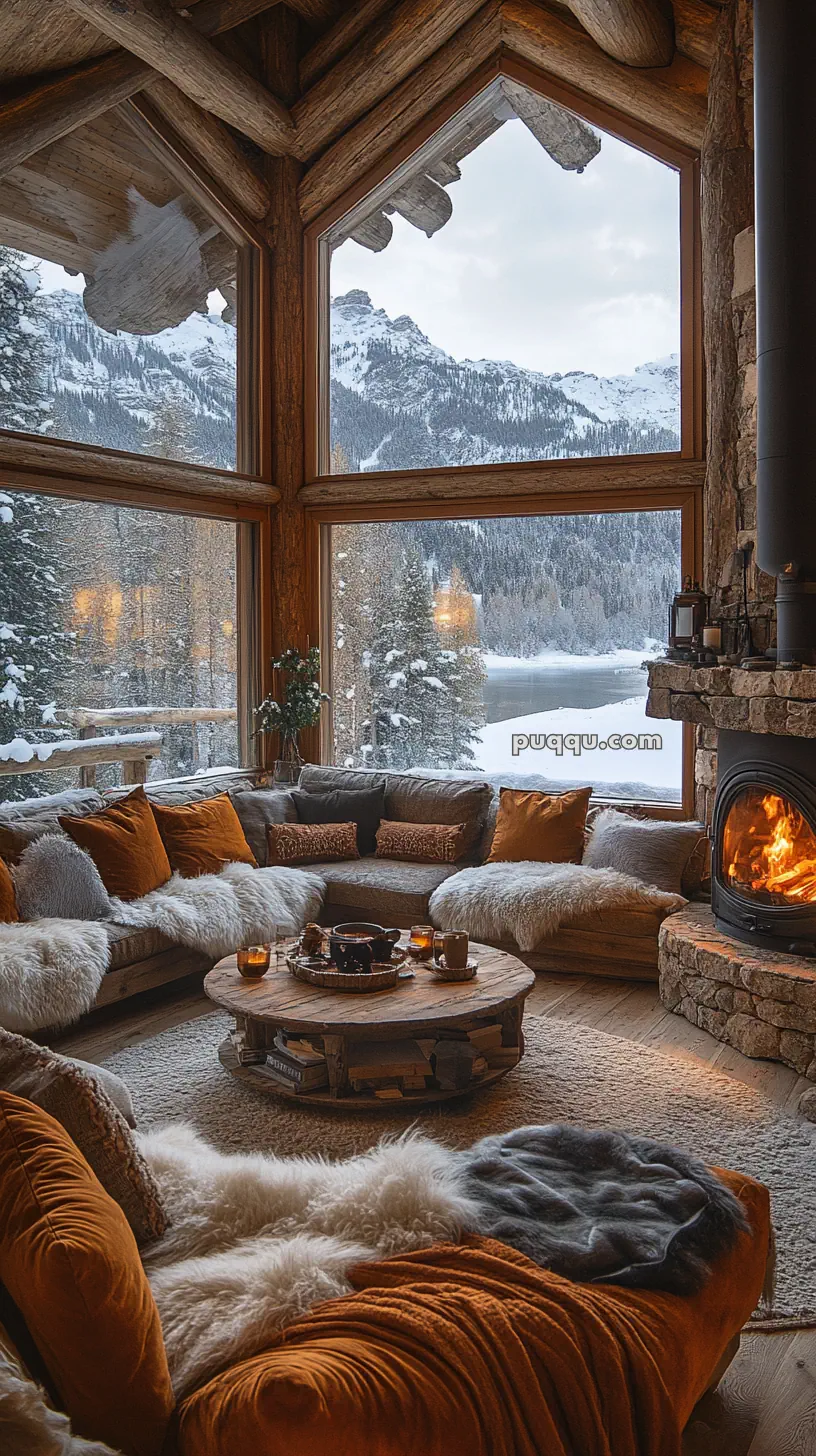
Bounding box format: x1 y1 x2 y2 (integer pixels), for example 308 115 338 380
668 578 709 658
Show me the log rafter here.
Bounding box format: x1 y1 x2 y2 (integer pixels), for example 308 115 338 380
565 0 675 68
0 0 283 181
62 0 295 155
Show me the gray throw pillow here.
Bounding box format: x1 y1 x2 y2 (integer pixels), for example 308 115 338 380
583 808 703 895
13 834 112 922
229 788 297 865
0 1028 166 1247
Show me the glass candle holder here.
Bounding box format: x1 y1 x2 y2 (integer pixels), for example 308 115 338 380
236 944 271 977
407 925 435 961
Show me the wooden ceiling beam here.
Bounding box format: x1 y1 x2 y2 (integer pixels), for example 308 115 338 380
299 0 395 91
145 77 272 219
502 0 707 149
0 0 285 181
299 4 500 223
672 0 717 70
292 0 488 159
63 0 296 155
564 0 675 67
286 0 344 25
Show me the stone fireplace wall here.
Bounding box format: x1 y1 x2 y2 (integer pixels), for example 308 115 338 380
702 0 775 651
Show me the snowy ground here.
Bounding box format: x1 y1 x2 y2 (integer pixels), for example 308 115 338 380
473 694 682 802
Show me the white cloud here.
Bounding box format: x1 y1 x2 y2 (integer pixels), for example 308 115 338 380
330 115 680 377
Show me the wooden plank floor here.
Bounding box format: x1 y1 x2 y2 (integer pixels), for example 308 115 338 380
52 969 816 1455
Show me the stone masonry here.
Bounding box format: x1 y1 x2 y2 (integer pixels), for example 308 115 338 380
660 904 816 1081
645 660 816 825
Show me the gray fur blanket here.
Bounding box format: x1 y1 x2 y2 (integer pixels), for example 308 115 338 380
460 1124 749 1294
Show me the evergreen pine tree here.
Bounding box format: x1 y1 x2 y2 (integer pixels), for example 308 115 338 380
0 248 73 793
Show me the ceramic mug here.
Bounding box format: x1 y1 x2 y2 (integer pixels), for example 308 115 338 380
433 929 469 970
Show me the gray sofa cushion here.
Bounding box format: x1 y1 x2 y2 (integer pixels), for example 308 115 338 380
106 923 176 971
312 855 459 927
229 787 297 865
0 788 103 819
0 789 105 864
299 766 491 858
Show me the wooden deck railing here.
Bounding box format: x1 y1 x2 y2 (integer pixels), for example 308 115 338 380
61 706 238 787
0 732 163 784
0 706 238 789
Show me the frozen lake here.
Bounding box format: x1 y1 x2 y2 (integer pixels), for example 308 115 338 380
484 659 648 723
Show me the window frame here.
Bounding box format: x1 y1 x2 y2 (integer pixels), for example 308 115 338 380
0 225 274 775
309 481 701 819
304 54 704 484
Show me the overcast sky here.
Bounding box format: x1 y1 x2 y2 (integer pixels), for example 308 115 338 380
331 116 680 378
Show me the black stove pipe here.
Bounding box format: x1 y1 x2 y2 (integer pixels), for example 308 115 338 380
754 0 816 666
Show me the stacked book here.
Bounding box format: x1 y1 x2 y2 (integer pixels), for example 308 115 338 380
348 1039 432 1096
251 1031 328 1095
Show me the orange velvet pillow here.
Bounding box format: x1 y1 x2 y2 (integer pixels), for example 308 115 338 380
59 786 171 901
151 793 257 877
0 857 18 921
487 786 592 864
0 1091 174 1456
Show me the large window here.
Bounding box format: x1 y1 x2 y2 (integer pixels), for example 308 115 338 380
0 488 239 799
0 245 236 470
320 78 681 475
328 510 683 804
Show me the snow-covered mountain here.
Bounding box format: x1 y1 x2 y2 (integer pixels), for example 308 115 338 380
330 290 680 472
33 286 679 473
37 290 237 468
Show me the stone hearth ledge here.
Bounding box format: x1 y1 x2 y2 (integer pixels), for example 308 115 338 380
659 904 816 1081
645 661 816 737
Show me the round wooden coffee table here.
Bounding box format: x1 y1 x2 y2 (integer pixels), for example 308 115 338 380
204 940 535 1110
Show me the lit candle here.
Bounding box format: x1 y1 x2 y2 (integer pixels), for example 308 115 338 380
237 944 271 977
407 925 434 961
703 625 722 652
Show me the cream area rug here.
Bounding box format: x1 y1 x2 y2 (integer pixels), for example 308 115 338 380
104 1012 816 1326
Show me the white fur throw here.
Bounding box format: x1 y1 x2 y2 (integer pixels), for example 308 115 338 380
0 1351 118 1456
0 865 324 1033
429 860 686 952
137 1123 479 1397
0 920 110 1033
111 862 324 961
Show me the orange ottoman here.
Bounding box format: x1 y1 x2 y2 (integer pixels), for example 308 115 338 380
176 1168 770 1456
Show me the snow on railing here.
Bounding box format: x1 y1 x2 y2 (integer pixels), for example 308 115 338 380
0 732 163 784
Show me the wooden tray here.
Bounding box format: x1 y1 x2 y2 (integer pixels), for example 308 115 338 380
286 955 398 993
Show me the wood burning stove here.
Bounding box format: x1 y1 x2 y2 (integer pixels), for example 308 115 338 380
712 730 816 955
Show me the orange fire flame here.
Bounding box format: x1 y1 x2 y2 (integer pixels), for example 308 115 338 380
724 791 816 903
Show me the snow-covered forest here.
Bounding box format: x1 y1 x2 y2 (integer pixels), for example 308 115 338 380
330 514 680 790
0 247 238 798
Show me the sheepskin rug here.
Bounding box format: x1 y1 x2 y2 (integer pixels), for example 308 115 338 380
429 860 686 952
138 1123 479 1396
0 920 110 1033
111 862 324 960
0 1352 118 1456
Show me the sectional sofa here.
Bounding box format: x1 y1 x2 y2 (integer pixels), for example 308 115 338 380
0 766 706 1020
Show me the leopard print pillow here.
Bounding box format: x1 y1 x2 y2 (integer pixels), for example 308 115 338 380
375 820 465 864
267 821 359 865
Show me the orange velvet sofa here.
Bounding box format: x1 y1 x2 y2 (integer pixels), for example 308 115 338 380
0 1088 770 1456
173 1167 770 1456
